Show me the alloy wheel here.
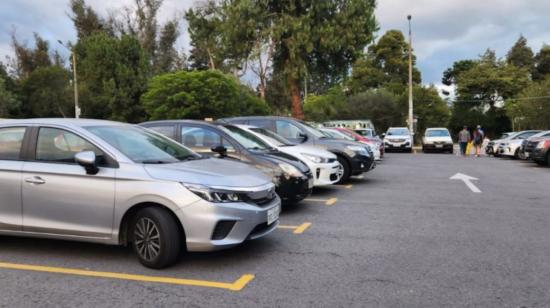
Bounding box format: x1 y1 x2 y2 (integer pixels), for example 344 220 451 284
134 217 161 262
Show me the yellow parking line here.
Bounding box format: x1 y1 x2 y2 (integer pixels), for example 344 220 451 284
0 261 254 292
278 222 312 234
304 197 338 206
333 184 353 189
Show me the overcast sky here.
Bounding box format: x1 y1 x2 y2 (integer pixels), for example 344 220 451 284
1 0 549 90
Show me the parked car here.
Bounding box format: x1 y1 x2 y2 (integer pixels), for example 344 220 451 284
485 132 513 156
383 127 413 152
219 116 375 183
140 120 313 204
421 128 453 153
353 128 385 157
235 125 343 186
322 127 382 160
497 130 541 158
520 131 550 159
0 119 281 269
531 137 550 166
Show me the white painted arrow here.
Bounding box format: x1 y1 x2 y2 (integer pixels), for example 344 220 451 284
450 173 481 193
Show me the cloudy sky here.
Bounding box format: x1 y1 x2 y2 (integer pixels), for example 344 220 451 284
1 0 549 90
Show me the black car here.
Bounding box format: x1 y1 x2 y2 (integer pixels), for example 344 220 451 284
219 116 375 183
140 120 313 204
531 137 550 166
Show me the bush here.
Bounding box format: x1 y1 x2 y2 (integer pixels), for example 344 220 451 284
142 70 269 120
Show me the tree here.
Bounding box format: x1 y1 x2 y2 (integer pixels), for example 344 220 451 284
21 66 73 117
11 33 53 78
0 71 19 118
506 35 534 70
142 70 269 120
303 86 347 122
346 89 402 133
506 78 550 130
404 86 450 138
533 45 550 81
349 30 421 94
442 59 477 87
69 0 105 39
185 1 225 70
76 32 149 122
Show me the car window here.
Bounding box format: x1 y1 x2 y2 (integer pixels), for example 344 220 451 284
219 125 272 150
248 119 272 129
36 127 104 164
147 125 176 140
275 120 303 139
181 127 225 151
426 130 450 137
0 127 26 160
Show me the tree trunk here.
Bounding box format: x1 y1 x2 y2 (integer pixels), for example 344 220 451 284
288 77 304 119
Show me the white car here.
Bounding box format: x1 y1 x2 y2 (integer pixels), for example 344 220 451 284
384 127 412 152
237 125 343 186
320 128 381 161
422 128 453 153
497 130 542 158
485 132 513 156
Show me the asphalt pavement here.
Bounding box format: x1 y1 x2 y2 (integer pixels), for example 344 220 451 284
1 152 550 307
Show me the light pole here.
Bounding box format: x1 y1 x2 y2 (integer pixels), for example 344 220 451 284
58 40 81 119
407 15 414 143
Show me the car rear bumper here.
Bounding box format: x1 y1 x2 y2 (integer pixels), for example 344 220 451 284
423 143 453 151
179 197 281 252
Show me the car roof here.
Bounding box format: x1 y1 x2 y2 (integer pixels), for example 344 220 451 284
141 119 226 128
220 116 298 122
0 118 125 128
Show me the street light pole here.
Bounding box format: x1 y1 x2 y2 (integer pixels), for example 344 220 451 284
58 40 81 119
407 15 414 143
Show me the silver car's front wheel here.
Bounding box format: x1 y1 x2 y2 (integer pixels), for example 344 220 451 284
131 207 183 269
134 218 161 262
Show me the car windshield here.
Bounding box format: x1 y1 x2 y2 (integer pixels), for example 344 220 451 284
355 129 374 137
250 127 295 146
220 125 273 151
426 129 450 137
387 128 410 136
298 121 327 139
86 125 199 163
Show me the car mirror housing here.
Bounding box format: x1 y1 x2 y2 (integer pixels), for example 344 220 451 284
211 145 228 157
298 133 308 143
75 151 99 175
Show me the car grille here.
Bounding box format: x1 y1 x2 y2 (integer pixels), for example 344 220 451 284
249 222 270 238
433 141 447 145
211 220 236 240
525 141 540 153
389 139 406 143
243 187 277 208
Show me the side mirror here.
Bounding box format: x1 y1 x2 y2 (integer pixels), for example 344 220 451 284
381 133 386 139
75 151 99 175
211 145 228 157
298 133 308 143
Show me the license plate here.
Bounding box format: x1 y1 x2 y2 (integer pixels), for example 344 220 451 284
436 144 443 148
267 205 280 225
308 177 314 188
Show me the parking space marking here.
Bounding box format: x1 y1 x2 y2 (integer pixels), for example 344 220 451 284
278 222 312 234
0 261 254 292
333 184 353 189
304 197 338 206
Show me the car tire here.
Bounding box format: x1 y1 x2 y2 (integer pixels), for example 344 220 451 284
513 148 520 159
336 156 351 184
130 207 182 269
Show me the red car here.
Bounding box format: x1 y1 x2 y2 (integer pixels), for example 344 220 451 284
330 127 384 158
531 137 550 166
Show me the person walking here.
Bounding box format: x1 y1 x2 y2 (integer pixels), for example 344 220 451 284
473 125 484 157
458 126 471 156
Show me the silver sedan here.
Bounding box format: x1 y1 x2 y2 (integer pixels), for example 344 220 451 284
0 119 281 268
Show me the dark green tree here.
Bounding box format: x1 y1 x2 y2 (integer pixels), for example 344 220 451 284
303 86 347 122
21 66 73 117
506 35 534 70
69 0 105 39
142 70 269 120
0 66 19 117
533 45 550 81
346 89 403 133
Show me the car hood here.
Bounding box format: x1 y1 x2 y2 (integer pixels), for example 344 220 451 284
385 135 411 141
277 145 336 159
258 150 310 173
144 158 272 188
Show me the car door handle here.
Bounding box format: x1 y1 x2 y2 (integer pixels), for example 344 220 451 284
25 177 46 185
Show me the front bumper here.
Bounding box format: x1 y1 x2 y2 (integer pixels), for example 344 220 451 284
350 153 375 175
178 196 281 252
384 141 412 151
310 160 342 186
423 143 453 151
276 173 313 203
532 148 549 163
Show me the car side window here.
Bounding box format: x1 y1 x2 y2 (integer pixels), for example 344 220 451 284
147 125 176 140
36 127 104 164
181 127 224 152
249 119 272 129
275 120 302 139
0 127 26 160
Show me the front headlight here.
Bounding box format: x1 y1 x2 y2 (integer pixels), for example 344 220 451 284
347 145 368 155
278 163 303 178
183 184 243 203
301 153 328 164
536 141 544 149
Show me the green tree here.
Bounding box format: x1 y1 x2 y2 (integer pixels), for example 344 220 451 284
506 78 550 130
303 86 347 122
346 89 402 133
185 1 225 70
404 86 450 139
506 35 534 70
533 45 550 81
21 66 73 117
0 73 19 118
77 32 149 122
142 70 269 120
349 30 421 94
69 0 105 39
